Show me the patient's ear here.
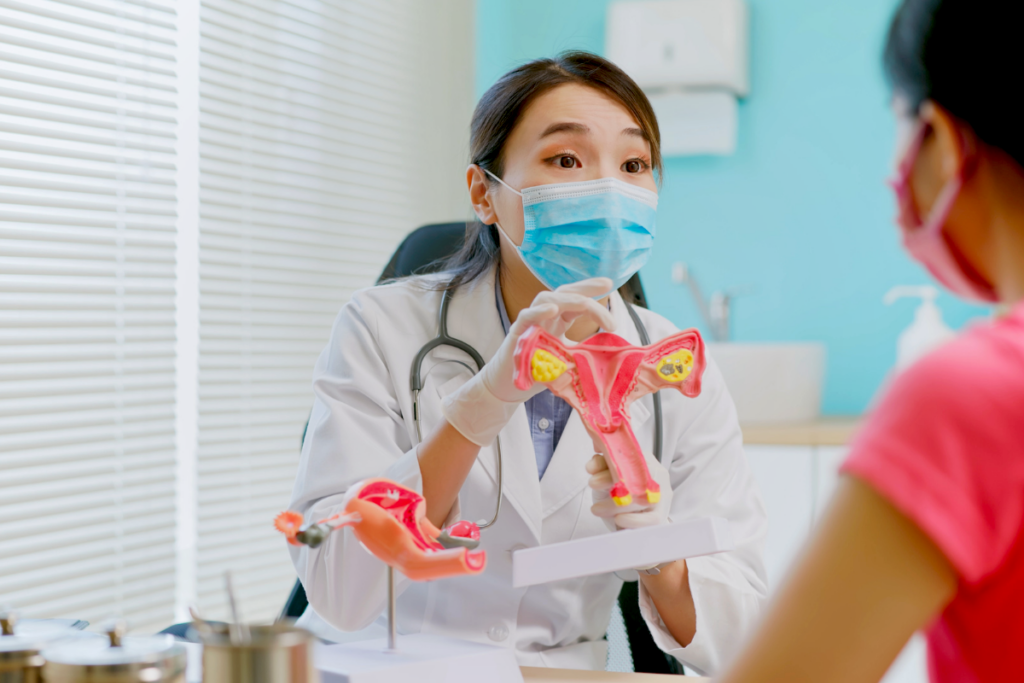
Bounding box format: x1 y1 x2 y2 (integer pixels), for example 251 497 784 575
918 101 998 284
919 102 973 184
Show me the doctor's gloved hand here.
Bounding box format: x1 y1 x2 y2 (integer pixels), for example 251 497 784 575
441 277 616 447
587 451 672 531
485 277 617 402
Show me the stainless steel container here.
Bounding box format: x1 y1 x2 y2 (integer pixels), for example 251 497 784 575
0 613 92 683
41 625 185 683
200 622 316 683
0 629 43 683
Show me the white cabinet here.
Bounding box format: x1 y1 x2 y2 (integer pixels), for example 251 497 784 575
745 442 927 683
746 444 848 590
812 446 849 521
744 445 815 591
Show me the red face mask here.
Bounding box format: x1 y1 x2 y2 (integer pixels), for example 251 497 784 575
889 122 998 304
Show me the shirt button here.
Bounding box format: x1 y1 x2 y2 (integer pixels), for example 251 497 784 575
538 418 551 431
487 624 509 642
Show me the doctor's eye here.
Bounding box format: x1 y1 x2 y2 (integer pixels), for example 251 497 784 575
557 155 578 169
622 158 649 174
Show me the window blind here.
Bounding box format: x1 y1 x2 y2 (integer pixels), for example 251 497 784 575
0 0 179 634
195 0 474 621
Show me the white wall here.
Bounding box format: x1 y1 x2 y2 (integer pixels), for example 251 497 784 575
188 0 479 623
411 0 478 227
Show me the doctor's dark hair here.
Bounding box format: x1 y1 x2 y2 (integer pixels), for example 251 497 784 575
440 50 662 291
884 0 1024 167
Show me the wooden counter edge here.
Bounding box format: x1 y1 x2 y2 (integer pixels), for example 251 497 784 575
741 416 862 447
521 666 706 681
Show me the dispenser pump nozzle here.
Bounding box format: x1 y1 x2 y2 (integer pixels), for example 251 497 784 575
884 285 955 371
883 285 939 306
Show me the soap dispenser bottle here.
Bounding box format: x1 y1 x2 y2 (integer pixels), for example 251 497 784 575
884 285 956 371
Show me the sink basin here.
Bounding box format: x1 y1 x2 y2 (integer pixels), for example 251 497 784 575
706 343 826 424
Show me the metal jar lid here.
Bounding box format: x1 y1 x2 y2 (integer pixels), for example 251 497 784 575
198 621 314 650
0 612 93 674
42 624 185 683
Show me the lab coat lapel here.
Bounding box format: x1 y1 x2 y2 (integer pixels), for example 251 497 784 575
495 405 544 540
435 266 544 542
444 267 504 371
539 410 592 518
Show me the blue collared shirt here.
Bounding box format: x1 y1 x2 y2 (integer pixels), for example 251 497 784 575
496 281 574 479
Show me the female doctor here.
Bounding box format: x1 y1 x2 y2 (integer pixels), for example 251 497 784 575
289 51 767 676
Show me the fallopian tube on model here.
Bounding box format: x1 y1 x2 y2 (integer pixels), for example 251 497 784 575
275 478 486 581
513 326 706 506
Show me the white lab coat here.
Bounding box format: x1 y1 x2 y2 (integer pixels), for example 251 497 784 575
289 265 767 676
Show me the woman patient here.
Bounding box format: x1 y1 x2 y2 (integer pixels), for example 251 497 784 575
719 1 1024 681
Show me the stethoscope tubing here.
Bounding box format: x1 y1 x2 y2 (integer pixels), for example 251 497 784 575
412 288 502 531
624 302 664 464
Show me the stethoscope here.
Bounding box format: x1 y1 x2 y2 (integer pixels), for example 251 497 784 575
410 287 664 550
410 288 503 548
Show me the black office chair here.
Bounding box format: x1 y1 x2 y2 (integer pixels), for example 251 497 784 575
282 222 682 675
377 221 469 283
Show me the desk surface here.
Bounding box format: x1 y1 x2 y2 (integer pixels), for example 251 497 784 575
521 667 704 681
741 416 861 447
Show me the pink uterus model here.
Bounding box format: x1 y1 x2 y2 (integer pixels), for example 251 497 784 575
514 327 706 506
275 478 485 581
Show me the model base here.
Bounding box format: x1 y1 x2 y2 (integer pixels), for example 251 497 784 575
316 634 523 683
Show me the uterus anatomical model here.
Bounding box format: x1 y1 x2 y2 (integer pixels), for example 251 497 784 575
275 478 486 581
514 327 706 507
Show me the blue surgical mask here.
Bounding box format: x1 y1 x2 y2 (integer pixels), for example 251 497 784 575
485 170 658 292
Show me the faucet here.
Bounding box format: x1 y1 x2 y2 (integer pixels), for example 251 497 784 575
671 263 741 343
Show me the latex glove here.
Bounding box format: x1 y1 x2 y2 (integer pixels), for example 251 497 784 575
587 450 672 531
441 277 617 447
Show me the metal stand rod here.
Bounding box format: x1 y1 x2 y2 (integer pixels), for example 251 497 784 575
386 565 397 651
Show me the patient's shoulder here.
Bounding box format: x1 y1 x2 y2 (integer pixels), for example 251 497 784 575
894 316 1024 410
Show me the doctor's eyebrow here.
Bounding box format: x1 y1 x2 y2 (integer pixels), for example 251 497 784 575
539 122 649 142
539 122 589 138
622 126 647 141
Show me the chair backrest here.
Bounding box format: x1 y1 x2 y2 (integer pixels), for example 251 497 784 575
377 222 468 283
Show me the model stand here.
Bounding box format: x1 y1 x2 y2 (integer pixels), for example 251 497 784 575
276 480 522 683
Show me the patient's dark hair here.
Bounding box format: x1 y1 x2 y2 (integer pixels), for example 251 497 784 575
441 50 661 291
883 0 1024 167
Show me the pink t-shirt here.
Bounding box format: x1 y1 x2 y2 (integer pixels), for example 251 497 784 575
842 302 1024 683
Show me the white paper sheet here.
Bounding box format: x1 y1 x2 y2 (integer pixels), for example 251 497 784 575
512 517 735 588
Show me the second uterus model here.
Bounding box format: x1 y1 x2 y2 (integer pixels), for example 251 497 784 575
275 479 486 581
513 326 706 506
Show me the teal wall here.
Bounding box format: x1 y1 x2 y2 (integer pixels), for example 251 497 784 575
476 0 987 415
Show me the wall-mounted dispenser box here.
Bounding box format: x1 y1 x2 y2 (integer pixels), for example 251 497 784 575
606 0 749 156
